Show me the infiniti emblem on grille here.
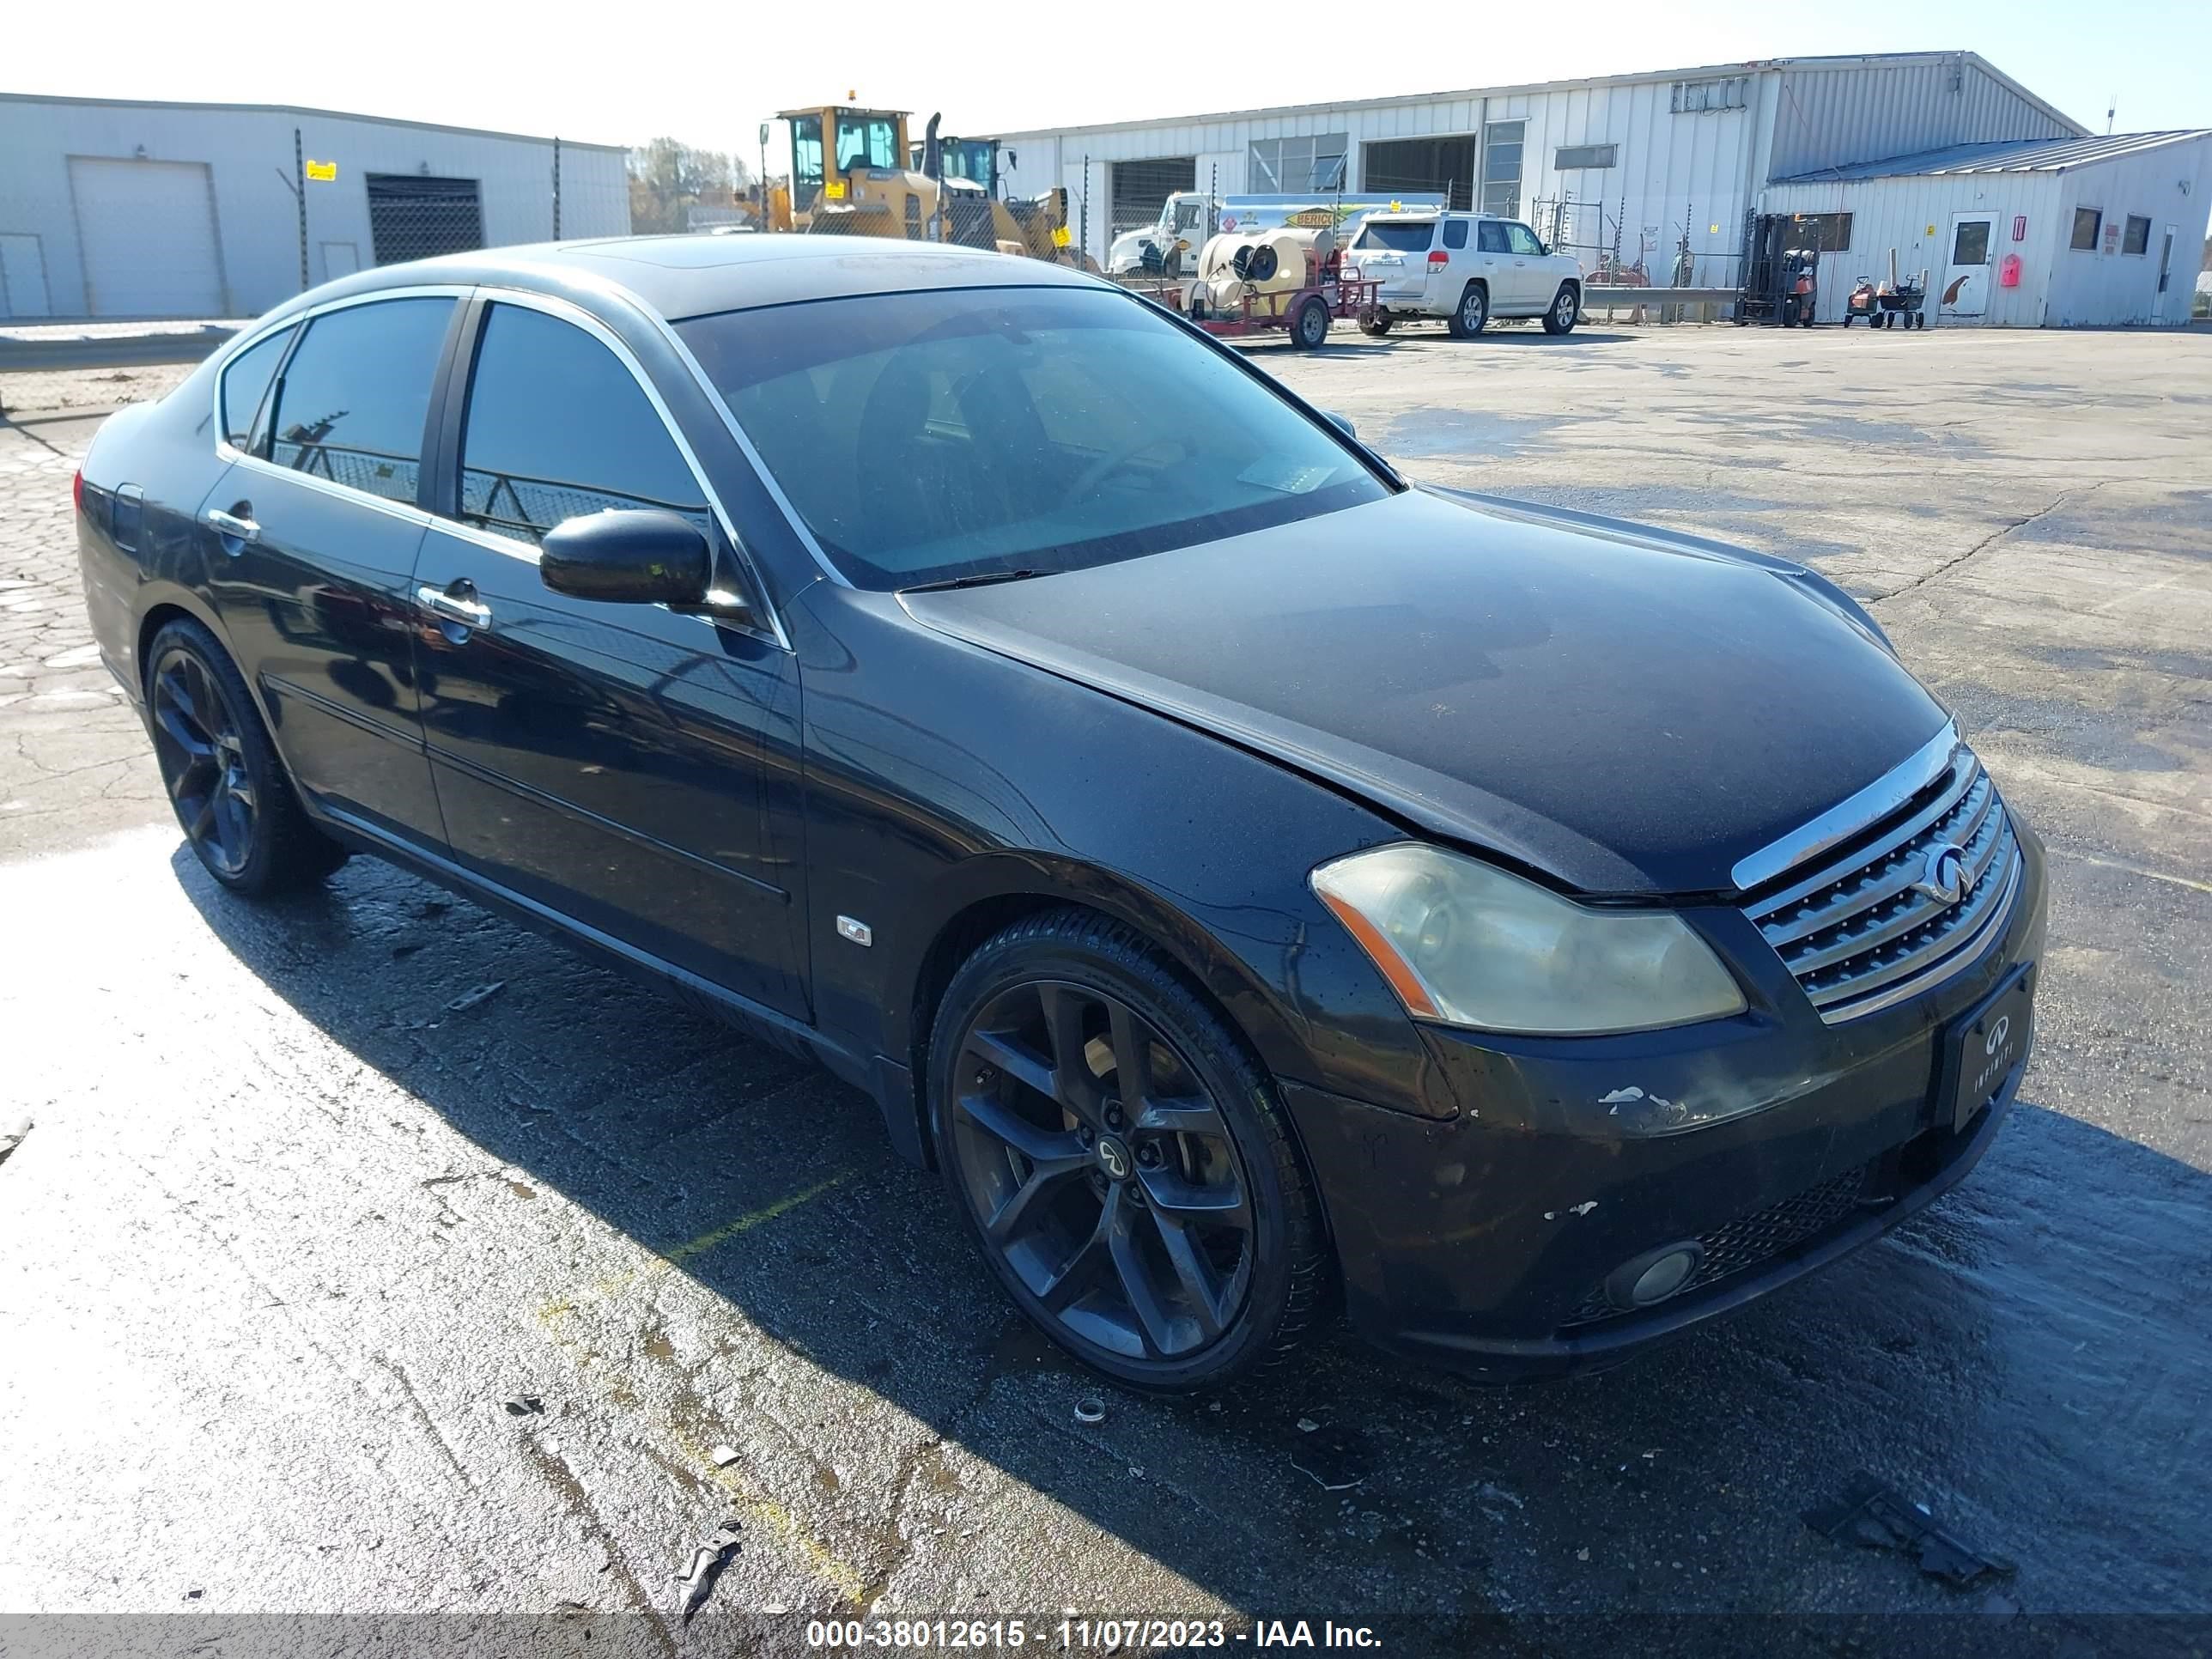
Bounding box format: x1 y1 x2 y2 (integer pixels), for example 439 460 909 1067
1911 842 1969 906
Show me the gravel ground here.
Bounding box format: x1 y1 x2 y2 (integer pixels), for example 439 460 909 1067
1 324 2206 1657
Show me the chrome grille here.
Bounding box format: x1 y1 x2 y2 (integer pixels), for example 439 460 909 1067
1745 744 2022 1024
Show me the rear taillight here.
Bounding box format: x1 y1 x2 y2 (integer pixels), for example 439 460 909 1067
72 469 85 514
1427 249 1449 266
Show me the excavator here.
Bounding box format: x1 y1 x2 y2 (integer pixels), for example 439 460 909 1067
769 103 1087 267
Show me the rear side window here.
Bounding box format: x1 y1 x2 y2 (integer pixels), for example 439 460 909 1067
1505 223 1544 257
267 298 453 506
1442 219 1468 250
457 303 708 546
219 325 294 452
1353 221 1435 252
1478 221 1510 253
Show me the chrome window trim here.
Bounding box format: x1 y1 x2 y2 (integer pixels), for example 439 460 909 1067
1730 719 1960 893
204 279 792 653
639 307 854 588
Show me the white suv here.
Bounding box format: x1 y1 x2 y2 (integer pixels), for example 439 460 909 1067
1343 212 1583 337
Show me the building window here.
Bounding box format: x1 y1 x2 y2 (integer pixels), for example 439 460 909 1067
365 173 484 265
1788 211 1854 253
2070 208 2102 251
1554 143 1618 171
1672 76 1749 114
1249 133 1348 192
1482 120 1524 219
2122 215 2152 255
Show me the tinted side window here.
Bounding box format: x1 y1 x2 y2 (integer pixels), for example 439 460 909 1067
1505 223 1544 257
1477 221 1510 254
458 304 708 546
1442 219 1468 250
267 298 453 505
220 325 294 451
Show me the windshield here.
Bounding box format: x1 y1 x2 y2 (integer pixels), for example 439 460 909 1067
676 286 1389 591
1352 221 1436 252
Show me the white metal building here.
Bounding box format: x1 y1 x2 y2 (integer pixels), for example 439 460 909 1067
1765 131 2212 327
0 94 629 320
998 52 2087 288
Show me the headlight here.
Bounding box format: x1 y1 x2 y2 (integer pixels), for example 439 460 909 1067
1310 843 1745 1036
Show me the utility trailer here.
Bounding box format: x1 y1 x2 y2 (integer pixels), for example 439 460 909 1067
1118 256 1381 349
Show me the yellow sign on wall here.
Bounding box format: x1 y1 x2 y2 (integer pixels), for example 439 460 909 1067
823 180 847 199
1050 224 1072 247
305 159 337 182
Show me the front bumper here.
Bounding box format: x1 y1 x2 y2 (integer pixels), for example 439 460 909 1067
1283 822 2049 1379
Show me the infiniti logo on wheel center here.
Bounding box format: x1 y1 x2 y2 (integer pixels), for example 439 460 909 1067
1096 1136 1132 1181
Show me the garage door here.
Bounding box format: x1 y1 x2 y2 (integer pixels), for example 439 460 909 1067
1110 156 1196 239
68 157 226 318
1364 137 1476 210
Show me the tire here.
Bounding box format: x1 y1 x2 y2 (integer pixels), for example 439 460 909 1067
928 908 1332 1393
1540 283 1579 335
1357 307 1393 337
1445 282 1488 339
1291 296 1330 349
144 617 349 896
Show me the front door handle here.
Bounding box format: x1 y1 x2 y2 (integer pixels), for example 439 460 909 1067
416 584 491 630
204 506 259 544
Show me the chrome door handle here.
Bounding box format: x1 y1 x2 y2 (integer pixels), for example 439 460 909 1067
204 507 259 543
416 585 491 630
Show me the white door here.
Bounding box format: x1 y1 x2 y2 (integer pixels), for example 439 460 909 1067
0 234 52 318
68 157 226 317
321 240 360 282
1503 221 1551 310
1941 214 1996 319
2154 225 2178 322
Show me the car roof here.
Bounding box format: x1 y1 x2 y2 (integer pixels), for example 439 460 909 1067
289 233 1101 324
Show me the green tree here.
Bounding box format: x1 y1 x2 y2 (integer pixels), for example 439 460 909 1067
627 139 756 234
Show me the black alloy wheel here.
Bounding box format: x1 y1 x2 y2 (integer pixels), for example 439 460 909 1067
144 618 348 895
932 910 1328 1390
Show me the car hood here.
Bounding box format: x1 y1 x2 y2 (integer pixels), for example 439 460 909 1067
900 487 1948 896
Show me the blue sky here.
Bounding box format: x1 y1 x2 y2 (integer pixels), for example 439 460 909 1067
10 0 2206 157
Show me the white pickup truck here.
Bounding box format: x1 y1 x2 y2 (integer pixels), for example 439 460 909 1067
1341 210 1583 337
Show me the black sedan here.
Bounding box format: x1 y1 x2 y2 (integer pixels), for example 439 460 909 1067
73 235 2046 1392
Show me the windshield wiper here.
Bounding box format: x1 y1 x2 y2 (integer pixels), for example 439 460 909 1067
902 568 1044 593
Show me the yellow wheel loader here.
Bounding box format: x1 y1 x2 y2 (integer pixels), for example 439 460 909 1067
775 104 1090 267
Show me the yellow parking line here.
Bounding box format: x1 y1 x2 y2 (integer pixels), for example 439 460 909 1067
669 1426 872 1605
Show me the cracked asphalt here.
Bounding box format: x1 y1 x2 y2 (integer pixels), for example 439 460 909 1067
2 325 2208 1656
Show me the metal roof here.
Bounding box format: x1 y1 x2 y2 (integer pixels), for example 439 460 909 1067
994 52 2082 144
1774 128 2212 183
0 91 628 153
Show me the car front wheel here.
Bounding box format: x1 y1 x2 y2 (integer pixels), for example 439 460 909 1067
1542 283 1580 335
929 908 1331 1392
145 617 348 896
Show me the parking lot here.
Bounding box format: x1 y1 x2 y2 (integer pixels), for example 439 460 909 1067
3 321 2208 1654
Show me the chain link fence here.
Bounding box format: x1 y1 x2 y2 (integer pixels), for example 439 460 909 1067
1529 195 1746 292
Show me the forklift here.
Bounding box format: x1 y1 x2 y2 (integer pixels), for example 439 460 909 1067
1736 214 1820 326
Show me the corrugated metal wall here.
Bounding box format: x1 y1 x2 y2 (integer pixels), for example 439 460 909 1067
2047 137 2212 325
1763 58 2078 184
0 97 629 319
1761 172 2060 326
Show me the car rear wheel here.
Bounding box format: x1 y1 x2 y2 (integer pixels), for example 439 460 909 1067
1542 283 1580 335
1357 307 1393 337
145 618 348 896
1446 282 1488 338
929 908 1331 1392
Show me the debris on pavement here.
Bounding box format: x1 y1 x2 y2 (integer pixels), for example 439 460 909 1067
502 1395 544 1417
0 1116 28 1169
711 1444 741 1467
1073 1395 1108 1425
443 981 507 1015
1804 1473 2019 1589
1290 1426 1371 1492
1295 1417 1321 1433
677 1519 744 1623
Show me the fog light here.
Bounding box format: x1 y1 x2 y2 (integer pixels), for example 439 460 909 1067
1605 1243 1704 1310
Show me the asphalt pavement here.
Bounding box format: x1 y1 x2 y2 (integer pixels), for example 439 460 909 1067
1 322 2206 1657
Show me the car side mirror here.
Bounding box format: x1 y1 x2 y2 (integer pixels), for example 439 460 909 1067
1322 410 1357 440
540 509 712 606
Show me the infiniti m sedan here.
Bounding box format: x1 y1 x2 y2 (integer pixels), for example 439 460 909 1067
74 235 2045 1390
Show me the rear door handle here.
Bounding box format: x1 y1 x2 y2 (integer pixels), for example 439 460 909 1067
416 584 491 630
204 506 259 544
